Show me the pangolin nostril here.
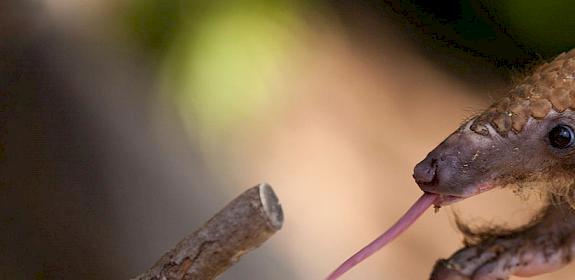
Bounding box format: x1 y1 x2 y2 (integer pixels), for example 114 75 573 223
413 157 439 185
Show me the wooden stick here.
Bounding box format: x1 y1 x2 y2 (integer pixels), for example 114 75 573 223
132 183 284 280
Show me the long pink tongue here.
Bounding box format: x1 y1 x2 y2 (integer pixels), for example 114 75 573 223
326 192 439 280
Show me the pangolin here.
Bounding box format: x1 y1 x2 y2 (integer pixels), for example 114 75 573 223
328 49 575 280
418 48 575 279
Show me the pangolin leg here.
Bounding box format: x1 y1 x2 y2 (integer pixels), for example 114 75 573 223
430 204 575 280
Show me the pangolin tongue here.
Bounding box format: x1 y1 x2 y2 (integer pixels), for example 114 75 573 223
326 193 439 280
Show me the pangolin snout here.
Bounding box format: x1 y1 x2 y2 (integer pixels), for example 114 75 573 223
413 132 482 198
413 150 457 194
413 156 438 187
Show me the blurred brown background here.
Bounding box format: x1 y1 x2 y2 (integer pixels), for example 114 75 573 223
2 0 575 279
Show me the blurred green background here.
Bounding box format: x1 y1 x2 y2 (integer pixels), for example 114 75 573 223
122 0 575 145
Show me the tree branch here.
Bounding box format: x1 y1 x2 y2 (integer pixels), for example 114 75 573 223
132 183 284 280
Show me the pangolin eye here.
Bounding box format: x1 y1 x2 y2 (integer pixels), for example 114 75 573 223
549 124 575 149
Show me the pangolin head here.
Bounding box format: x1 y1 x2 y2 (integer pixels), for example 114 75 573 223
414 49 575 206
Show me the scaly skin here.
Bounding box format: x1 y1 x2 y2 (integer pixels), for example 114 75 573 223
413 49 575 279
